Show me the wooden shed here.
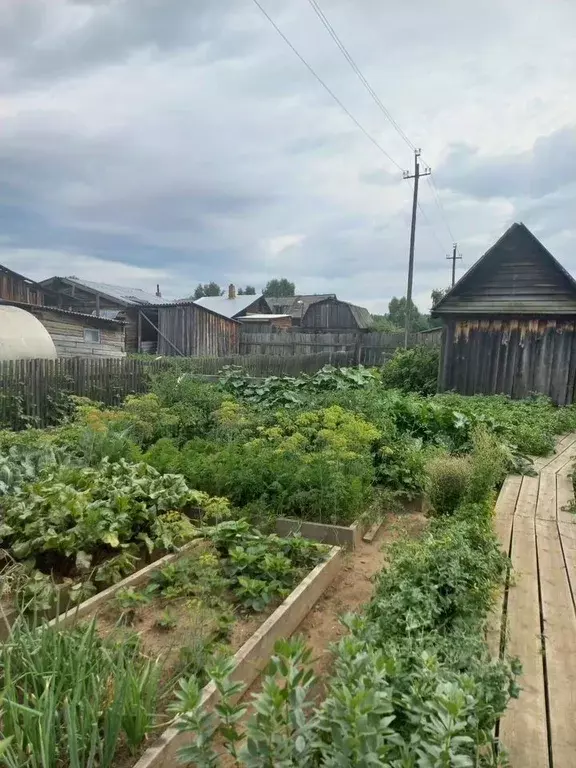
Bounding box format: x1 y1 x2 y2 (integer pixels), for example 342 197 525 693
301 297 372 331
126 302 240 356
433 222 576 404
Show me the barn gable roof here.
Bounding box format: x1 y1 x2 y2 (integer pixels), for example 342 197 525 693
433 223 576 316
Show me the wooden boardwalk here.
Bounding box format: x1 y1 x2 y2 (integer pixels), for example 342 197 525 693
493 434 576 768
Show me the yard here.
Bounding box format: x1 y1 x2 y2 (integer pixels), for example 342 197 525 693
2 351 576 766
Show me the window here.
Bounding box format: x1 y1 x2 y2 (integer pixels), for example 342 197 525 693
83 328 101 343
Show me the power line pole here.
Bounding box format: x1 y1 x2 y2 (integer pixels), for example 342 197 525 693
447 243 462 287
403 149 430 348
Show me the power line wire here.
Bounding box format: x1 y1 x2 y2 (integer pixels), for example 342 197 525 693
306 0 416 151
304 0 457 251
427 173 455 243
250 0 404 173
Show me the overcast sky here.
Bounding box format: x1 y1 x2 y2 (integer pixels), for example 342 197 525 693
1 0 575 312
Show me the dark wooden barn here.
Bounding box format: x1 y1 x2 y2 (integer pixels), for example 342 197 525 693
125 302 240 356
433 222 576 404
301 297 372 331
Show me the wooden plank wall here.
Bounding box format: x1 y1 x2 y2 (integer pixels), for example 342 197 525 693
157 305 239 357
239 329 441 363
35 311 126 358
439 318 576 404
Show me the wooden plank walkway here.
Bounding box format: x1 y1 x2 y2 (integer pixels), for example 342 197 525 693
494 433 576 768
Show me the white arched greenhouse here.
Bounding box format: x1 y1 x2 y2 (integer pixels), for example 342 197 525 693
0 304 57 361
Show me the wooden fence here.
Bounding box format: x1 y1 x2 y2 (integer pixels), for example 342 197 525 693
239 329 441 365
0 352 355 428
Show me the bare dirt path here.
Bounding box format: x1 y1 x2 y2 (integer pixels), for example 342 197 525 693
243 506 428 705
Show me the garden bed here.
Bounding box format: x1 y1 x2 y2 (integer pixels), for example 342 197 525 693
275 517 369 549
0 520 338 768
131 545 342 768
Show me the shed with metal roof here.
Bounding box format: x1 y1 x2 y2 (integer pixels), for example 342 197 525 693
432 222 576 404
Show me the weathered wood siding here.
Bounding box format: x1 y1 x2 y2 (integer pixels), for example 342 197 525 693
437 224 576 315
0 266 45 305
30 309 125 358
240 329 441 363
302 300 356 329
157 304 239 356
438 318 576 404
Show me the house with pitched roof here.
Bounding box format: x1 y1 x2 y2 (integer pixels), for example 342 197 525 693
433 222 576 404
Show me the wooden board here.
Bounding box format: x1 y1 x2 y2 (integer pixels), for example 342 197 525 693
543 436 576 474
499 515 549 767
556 472 575 527
535 472 556 522
488 476 522 658
536 520 576 766
515 475 539 520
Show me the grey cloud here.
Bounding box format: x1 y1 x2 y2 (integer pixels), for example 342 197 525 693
0 0 248 91
436 126 576 200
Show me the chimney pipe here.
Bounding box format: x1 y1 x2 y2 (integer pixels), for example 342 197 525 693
228 283 236 300
155 284 162 298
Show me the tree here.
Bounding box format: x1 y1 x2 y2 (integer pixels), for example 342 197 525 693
193 282 223 299
431 287 449 308
263 278 295 297
386 296 431 332
370 315 403 332
238 286 256 296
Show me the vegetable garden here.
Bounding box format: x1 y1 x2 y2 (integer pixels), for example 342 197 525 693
2 350 576 766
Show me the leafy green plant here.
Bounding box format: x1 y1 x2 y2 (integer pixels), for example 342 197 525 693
381 345 440 395
115 587 152 625
155 610 177 630
200 520 328 611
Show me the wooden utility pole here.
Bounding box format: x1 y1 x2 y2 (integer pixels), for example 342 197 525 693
446 243 462 287
403 149 430 348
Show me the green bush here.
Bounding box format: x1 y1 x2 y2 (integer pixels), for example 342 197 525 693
466 426 507 504
151 373 226 440
425 454 472 516
381 345 440 395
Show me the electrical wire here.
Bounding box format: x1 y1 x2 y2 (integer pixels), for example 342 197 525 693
250 0 404 173
306 0 416 152
427 174 455 244
304 0 457 251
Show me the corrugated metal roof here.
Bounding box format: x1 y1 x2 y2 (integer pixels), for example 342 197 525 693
93 309 124 320
239 314 291 321
0 299 125 325
265 295 336 318
50 277 166 306
193 294 266 319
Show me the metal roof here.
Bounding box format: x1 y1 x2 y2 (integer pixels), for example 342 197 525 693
0 299 125 326
265 295 336 318
42 277 166 306
193 294 266 319
239 314 291 321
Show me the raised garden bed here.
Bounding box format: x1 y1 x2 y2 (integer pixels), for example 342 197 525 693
0 521 340 768
131 545 343 768
275 517 369 549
